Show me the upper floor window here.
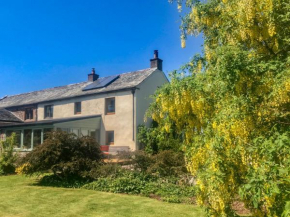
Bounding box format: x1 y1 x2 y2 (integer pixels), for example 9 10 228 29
25 108 33 120
105 97 115 115
74 102 82 114
44 105 53 118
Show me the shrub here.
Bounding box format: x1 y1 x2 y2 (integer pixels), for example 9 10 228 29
130 150 188 178
149 150 187 177
37 174 90 188
137 124 182 154
83 171 151 194
0 133 18 175
131 150 154 172
89 163 125 179
21 131 103 179
83 173 197 203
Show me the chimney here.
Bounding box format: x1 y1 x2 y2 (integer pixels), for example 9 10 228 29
88 68 99 82
150 50 163 71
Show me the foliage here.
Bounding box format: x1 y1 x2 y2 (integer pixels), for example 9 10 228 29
130 150 155 172
129 150 188 178
145 0 290 216
36 174 91 188
89 163 125 179
239 132 290 216
137 123 182 154
15 163 30 175
21 131 103 179
147 150 188 177
0 133 18 175
83 171 197 203
35 149 195 204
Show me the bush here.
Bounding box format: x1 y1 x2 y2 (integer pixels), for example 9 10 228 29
83 171 152 194
0 133 18 175
89 163 126 179
149 150 187 177
137 124 182 154
83 173 197 203
29 145 196 204
37 174 91 188
21 131 103 179
131 150 154 172
130 150 188 178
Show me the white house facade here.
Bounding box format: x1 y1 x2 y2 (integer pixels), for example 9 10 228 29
0 51 168 152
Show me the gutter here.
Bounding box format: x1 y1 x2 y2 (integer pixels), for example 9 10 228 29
131 87 139 142
132 88 136 141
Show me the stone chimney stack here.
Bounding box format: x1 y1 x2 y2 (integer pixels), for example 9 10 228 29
88 68 99 82
150 50 163 71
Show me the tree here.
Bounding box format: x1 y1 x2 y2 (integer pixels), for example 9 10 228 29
0 133 18 175
147 0 290 216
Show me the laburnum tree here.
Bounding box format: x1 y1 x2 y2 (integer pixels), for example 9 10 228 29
147 0 290 216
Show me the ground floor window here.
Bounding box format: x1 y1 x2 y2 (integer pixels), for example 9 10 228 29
6 130 21 148
106 131 114 145
5 128 100 150
33 129 42 147
23 129 32 149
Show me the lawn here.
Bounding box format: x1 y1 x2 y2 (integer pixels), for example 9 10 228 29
0 175 205 217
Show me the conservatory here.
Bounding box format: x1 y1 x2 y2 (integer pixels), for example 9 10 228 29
0 116 101 151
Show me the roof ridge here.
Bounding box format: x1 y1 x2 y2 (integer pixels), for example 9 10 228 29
118 68 152 75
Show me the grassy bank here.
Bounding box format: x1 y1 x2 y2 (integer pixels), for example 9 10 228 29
0 175 205 217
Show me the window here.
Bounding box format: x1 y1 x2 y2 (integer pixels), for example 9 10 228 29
25 108 33 120
106 131 114 145
44 105 53 118
74 102 82 114
91 130 100 144
6 130 21 148
71 129 79 137
81 129 89 136
23 129 32 149
105 98 115 114
33 129 42 147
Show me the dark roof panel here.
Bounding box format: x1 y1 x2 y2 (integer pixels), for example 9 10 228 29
83 75 120 91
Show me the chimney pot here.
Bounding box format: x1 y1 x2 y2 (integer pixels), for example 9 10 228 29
154 50 158 58
88 68 99 82
150 50 163 71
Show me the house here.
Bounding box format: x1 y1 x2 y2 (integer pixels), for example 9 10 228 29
0 50 168 152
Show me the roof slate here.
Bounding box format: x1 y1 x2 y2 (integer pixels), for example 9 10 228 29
0 109 23 122
0 68 157 108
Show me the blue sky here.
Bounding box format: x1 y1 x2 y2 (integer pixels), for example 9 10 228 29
0 0 203 97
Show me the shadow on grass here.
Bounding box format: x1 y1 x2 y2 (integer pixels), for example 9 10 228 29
30 174 91 188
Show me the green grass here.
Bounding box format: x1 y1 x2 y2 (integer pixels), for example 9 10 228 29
0 175 205 217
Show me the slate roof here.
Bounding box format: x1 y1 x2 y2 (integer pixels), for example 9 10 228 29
0 68 157 109
0 109 23 123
